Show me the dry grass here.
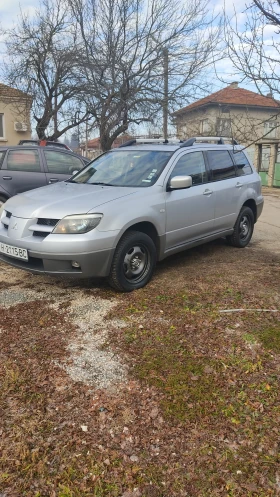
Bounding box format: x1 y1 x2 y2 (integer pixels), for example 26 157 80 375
0 239 279 496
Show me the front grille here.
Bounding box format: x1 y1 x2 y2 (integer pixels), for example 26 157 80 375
37 218 60 227
33 231 48 238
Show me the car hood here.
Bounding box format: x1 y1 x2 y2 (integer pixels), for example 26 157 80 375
6 182 139 219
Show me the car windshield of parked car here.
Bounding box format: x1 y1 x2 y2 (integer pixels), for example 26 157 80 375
70 150 173 187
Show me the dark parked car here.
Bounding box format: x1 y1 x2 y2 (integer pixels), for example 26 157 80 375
0 146 89 207
18 139 72 150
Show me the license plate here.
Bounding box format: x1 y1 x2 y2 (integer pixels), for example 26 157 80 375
0 242 28 261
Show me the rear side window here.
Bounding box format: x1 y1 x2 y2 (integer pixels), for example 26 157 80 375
170 151 208 185
44 151 83 174
207 151 236 181
232 151 253 176
7 150 41 172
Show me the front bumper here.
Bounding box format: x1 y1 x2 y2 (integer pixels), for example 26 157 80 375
0 215 118 277
0 247 115 277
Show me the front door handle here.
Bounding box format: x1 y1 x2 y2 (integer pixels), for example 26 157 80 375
235 182 243 188
203 189 213 195
49 178 59 183
2 176 12 180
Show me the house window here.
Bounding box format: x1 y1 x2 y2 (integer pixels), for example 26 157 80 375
200 119 211 134
0 114 4 138
264 121 277 139
216 118 231 136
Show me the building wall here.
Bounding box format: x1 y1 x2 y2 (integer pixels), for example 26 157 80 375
175 104 280 168
175 105 280 145
0 98 32 146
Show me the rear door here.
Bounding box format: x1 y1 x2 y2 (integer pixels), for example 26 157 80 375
42 150 85 184
165 151 215 250
205 150 239 232
0 148 47 197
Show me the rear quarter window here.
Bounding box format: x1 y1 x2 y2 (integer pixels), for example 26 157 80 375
232 151 253 176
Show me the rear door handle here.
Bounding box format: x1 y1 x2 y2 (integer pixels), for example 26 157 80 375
203 189 213 195
235 182 243 188
3 176 12 180
48 178 59 183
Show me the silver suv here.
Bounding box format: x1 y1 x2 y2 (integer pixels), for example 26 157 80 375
0 137 263 292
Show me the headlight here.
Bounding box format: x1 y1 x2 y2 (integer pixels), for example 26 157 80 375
52 214 103 234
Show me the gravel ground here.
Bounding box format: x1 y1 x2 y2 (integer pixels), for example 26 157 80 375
0 268 127 390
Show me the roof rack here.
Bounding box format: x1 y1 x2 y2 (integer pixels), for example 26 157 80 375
180 136 238 148
119 138 182 147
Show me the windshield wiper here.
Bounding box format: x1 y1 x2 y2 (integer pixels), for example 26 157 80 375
90 182 113 186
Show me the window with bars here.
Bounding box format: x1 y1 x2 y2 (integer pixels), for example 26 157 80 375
216 118 231 136
263 121 278 139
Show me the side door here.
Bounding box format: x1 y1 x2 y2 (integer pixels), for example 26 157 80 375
42 150 85 184
205 150 239 232
0 148 47 197
165 151 215 250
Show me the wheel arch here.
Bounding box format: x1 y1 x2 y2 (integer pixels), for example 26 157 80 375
242 199 257 223
122 221 160 258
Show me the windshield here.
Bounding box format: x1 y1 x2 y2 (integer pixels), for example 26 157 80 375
70 150 173 187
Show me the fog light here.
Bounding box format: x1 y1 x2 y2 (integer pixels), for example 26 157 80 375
71 260 81 268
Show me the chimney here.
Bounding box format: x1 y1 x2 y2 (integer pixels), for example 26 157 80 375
266 92 273 98
229 82 238 89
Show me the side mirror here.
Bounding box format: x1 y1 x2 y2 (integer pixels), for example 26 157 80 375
168 175 192 191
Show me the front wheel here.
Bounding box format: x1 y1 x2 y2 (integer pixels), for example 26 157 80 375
108 231 157 292
227 206 254 248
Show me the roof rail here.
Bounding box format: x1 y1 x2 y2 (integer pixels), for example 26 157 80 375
119 138 181 147
180 136 238 148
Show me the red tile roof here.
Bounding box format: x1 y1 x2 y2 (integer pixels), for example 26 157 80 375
0 83 31 100
173 85 280 115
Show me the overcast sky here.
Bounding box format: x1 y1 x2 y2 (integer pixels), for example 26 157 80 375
0 0 275 96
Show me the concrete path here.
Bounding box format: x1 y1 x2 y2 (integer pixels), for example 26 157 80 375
254 192 280 253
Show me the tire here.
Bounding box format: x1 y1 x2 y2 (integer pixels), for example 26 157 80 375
227 206 254 248
108 231 157 292
0 195 7 209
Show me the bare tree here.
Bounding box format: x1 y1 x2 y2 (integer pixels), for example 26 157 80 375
4 0 89 141
70 0 222 150
225 0 280 97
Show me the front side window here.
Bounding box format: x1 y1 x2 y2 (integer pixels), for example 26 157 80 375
170 151 207 185
71 150 173 187
0 114 4 138
44 150 83 174
7 149 41 172
207 150 236 181
232 150 252 176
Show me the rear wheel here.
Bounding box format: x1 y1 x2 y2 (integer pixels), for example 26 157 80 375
108 231 157 292
227 206 254 248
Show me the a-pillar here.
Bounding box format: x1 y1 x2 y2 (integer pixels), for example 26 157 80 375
268 143 278 187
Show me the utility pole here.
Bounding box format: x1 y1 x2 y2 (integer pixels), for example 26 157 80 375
163 47 168 141
54 90 58 139
85 119 88 157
